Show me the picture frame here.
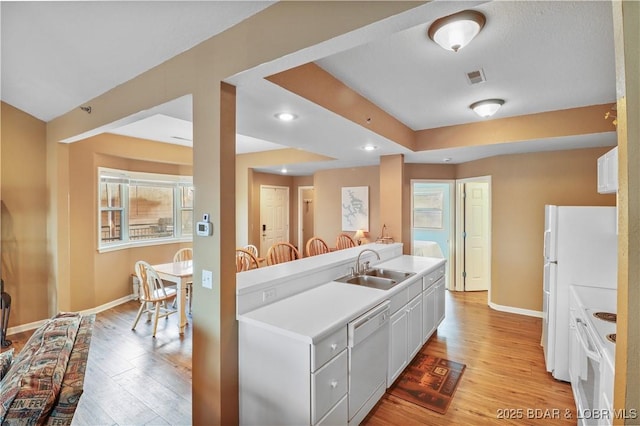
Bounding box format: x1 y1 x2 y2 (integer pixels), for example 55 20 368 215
341 186 369 231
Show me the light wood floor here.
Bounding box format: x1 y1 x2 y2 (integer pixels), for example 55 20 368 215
363 291 576 426
4 291 575 425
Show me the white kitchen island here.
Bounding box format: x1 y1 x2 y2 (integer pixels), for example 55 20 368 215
237 243 446 425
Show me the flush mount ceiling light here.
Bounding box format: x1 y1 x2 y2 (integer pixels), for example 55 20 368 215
470 99 504 118
362 144 378 151
274 112 297 122
428 10 486 52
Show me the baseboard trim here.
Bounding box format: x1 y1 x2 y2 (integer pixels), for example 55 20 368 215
488 301 543 318
6 294 137 336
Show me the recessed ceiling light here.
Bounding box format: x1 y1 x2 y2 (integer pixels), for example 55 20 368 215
443 157 452 163
281 167 288 174
274 112 297 122
362 144 378 151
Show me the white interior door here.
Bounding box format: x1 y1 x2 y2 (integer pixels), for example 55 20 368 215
260 186 289 258
462 181 490 291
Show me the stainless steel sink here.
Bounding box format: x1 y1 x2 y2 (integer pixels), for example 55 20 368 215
363 268 415 282
335 268 415 290
337 274 398 290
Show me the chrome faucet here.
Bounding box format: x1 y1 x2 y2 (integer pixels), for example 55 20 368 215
355 248 380 275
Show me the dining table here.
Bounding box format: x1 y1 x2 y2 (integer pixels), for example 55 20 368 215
152 260 192 335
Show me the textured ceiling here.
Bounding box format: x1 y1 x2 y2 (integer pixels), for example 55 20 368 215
1 1 618 174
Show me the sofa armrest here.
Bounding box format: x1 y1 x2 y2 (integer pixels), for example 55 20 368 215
47 314 95 425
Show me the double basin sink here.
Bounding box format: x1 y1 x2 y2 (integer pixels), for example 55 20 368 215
335 268 415 291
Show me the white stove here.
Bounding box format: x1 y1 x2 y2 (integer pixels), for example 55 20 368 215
569 285 617 425
585 308 616 368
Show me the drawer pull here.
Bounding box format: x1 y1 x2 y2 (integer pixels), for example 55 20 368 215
330 343 337 351
330 380 338 389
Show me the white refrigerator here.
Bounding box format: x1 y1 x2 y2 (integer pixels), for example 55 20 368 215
542 205 617 382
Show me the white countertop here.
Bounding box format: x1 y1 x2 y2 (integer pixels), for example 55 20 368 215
238 254 446 344
236 243 401 295
239 282 386 343
375 254 445 275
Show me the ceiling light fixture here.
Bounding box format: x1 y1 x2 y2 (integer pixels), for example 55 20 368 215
428 10 486 52
362 144 377 151
274 112 297 122
281 167 288 174
470 99 504 118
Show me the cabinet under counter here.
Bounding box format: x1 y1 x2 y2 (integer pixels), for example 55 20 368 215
238 254 446 425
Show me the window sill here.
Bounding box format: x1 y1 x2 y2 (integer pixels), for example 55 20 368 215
98 236 193 253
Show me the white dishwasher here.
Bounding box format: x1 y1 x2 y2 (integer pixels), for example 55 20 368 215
347 301 390 425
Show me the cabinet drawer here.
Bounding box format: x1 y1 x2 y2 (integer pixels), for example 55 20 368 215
423 266 445 290
389 288 408 315
311 349 348 425
312 327 347 371
407 277 422 300
315 395 347 426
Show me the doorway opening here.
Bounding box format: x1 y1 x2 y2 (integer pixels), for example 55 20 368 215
410 180 454 289
298 186 314 254
410 177 492 292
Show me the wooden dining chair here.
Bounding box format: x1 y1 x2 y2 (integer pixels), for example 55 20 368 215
336 233 357 250
244 244 259 258
236 248 260 272
306 237 330 257
173 248 193 314
267 242 301 266
132 260 177 338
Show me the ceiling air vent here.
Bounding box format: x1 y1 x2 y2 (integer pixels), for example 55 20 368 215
466 69 486 85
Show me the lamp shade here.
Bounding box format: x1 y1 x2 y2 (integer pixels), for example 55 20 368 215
354 229 366 240
470 99 504 118
428 10 486 52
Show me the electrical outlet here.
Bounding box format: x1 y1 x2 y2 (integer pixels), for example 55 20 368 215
262 288 276 301
202 269 213 289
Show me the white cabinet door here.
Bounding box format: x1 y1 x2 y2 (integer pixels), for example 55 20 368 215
422 285 436 342
407 295 423 361
597 147 618 194
387 308 408 385
597 155 607 193
435 277 445 327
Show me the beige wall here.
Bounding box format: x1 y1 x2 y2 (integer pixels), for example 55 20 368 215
313 165 381 248
308 148 613 313
249 171 295 251
379 154 405 248
456 147 616 311
67 134 193 311
236 149 332 247
1 102 49 327
612 0 640 419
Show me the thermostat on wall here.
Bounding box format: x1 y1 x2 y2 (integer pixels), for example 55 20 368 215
196 214 213 237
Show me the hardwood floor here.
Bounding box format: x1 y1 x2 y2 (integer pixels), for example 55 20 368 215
363 291 576 426
4 291 575 425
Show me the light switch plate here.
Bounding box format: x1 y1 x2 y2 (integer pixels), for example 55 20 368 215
202 269 213 289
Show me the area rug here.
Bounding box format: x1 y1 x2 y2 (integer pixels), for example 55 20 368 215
387 353 466 414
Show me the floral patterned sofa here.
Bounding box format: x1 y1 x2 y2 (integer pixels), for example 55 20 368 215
0 312 95 425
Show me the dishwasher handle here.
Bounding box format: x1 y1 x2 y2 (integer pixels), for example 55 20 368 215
348 301 390 348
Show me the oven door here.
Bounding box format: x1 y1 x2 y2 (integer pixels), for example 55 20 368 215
574 317 602 424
